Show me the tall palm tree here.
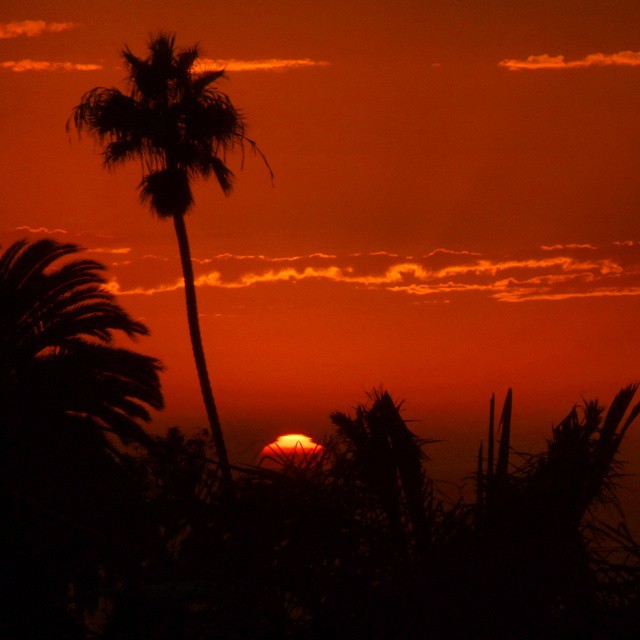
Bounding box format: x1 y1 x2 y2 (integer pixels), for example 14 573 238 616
69 33 266 493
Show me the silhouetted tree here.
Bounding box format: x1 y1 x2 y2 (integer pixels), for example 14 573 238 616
0 238 163 443
0 238 163 638
69 32 267 495
468 386 640 638
331 390 434 559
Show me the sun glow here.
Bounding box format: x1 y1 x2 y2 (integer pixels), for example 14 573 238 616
260 433 324 467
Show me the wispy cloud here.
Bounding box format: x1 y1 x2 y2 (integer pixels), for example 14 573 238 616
87 247 131 255
494 287 640 302
424 248 482 258
192 252 337 264
15 225 69 234
194 58 329 73
1 59 102 72
500 50 640 71
0 20 78 39
105 279 184 297
432 256 622 278
541 243 597 251
349 251 402 258
103 242 640 304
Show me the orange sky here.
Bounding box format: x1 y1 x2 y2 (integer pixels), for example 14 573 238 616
2 1 640 482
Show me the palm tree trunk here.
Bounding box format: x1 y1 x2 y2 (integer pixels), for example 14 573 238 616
172 212 234 497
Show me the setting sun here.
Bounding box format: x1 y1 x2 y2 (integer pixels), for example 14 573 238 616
260 433 324 466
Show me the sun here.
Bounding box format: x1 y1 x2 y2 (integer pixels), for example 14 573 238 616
259 433 324 468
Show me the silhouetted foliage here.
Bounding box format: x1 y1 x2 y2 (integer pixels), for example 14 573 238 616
0 238 163 445
0 239 163 638
99 388 640 639
4 258 640 640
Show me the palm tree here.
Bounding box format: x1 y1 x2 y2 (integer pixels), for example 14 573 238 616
331 390 434 558
0 238 163 636
0 238 163 444
69 32 266 494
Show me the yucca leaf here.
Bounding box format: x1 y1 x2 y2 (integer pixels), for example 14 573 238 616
496 388 512 481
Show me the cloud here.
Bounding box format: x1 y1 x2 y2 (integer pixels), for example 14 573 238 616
349 251 403 258
193 58 329 73
425 248 482 258
431 256 622 278
15 225 68 234
0 20 78 39
86 247 131 255
105 278 184 297
105 243 640 304
389 282 496 296
500 50 640 71
1 59 102 72
541 243 597 251
494 287 640 302
192 252 337 264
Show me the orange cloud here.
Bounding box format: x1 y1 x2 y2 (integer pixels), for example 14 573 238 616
15 225 68 234
389 282 495 296
432 257 620 278
103 244 639 304
193 58 329 73
87 247 131 255
368 251 400 257
500 51 640 71
349 251 404 258
541 243 597 251
494 287 640 303
192 252 337 264
425 248 482 258
0 60 102 72
0 20 78 39
105 278 185 296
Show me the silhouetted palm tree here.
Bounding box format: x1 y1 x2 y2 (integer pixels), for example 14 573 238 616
333 392 432 531
69 32 265 493
0 238 163 444
0 238 163 637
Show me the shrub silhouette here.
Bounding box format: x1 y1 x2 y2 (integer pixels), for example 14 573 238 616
104 388 640 639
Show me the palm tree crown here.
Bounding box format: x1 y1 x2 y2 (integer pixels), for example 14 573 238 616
70 32 262 216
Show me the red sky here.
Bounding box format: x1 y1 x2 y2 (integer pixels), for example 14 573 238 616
2 1 640 486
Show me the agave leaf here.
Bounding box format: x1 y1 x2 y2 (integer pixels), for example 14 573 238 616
496 388 512 481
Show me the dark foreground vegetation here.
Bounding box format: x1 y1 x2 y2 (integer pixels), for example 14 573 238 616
2 238 640 639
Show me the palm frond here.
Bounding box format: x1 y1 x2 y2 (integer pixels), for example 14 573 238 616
187 155 234 194
139 168 194 217
70 88 142 139
103 139 145 168
191 70 227 94
175 44 201 79
0 239 163 448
